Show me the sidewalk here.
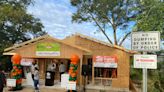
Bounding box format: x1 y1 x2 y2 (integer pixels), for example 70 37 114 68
3 79 133 92
4 79 67 92
4 86 66 92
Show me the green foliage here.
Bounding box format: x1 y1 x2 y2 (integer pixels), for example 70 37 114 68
147 61 164 92
70 0 137 45
130 56 142 80
135 0 164 39
130 56 164 92
0 0 46 55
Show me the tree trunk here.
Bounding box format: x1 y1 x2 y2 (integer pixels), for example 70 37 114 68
113 27 117 45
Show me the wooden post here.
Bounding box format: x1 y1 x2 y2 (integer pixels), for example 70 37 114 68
92 61 95 84
79 57 83 89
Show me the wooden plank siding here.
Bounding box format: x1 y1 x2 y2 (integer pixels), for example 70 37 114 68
63 34 132 88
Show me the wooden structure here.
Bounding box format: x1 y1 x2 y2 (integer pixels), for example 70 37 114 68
3 33 135 90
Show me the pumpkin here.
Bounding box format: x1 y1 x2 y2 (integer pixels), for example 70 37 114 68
71 72 77 77
71 54 79 63
13 66 17 69
69 70 73 74
11 54 21 65
70 61 78 65
70 66 74 70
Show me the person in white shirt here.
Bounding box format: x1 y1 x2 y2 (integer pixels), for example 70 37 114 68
31 61 39 81
50 63 56 72
59 62 66 81
33 67 39 92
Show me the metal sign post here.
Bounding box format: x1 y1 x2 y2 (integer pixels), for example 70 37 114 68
143 51 147 92
143 68 147 92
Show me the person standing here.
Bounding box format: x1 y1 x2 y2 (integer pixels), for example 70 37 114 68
50 62 56 72
59 62 66 81
50 62 56 81
31 60 39 81
33 67 39 92
0 68 6 92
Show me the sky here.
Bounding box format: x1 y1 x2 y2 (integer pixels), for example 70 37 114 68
27 0 138 49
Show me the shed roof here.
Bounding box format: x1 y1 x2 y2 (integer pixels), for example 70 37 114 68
4 35 92 53
65 33 137 54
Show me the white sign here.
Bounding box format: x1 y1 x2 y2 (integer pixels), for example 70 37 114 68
21 58 34 66
61 74 69 88
93 56 117 68
131 32 160 51
134 55 157 69
66 81 76 90
7 79 16 87
26 72 34 86
36 51 60 56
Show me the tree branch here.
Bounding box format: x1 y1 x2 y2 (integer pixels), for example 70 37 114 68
89 13 113 44
119 31 131 46
111 13 118 45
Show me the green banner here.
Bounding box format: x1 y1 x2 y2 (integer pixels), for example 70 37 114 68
36 43 60 56
37 43 60 51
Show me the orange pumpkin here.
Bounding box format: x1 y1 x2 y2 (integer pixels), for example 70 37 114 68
71 61 78 65
13 66 17 69
15 69 19 72
71 54 79 63
69 70 73 74
11 54 21 65
70 67 74 70
71 72 77 77
12 72 17 76
16 79 22 84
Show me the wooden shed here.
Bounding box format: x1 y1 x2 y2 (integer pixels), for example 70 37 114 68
3 35 91 85
63 33 135 90
4 33 135 91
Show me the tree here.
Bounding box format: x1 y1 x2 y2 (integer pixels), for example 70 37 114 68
135 0 164 40
0 0 46 54
70 0 138 45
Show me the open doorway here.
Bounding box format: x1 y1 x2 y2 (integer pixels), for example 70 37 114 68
39 58 71 81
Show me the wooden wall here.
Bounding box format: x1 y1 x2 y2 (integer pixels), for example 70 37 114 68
9 38 85 59
7 38 86 85
64 35 131 88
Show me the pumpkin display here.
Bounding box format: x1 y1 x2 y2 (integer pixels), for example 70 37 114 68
10 54 22 91
68 54 79 92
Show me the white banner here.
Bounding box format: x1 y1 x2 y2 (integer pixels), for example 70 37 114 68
93 56 117 68
131 32 160 51
21 58 34 66
36 51 60 56
134 55 157 69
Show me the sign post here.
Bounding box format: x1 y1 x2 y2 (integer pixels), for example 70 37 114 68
143 52 147 92
132 31 160 92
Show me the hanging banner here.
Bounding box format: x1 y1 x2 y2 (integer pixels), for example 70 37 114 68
134 55 157 69
93 56 117 68
21 58 34 66
36 42 60 56
131 31 160 51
